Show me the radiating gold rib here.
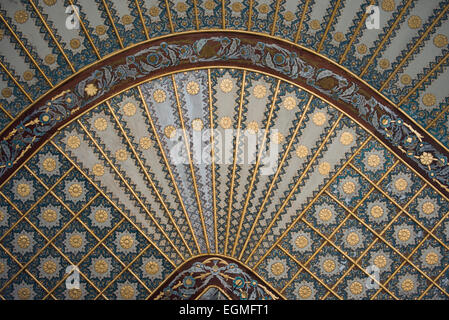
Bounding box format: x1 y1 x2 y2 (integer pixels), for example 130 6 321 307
164 0 175 32
360 0 414 76
398 51 449 106
100 0 124 49
277 244 344 299
270 0 282 36
171 74 210 253
426 104 449 130
0 103 13 120
77 119 186 260
339 0 375 64
380 2 449 91
193 0 200 30
137 86 201 254
245 113 344 264
66 0 101 59
207 69 218 253
221 0 226 29
134 0 150 40
316 0 342 53
252 137 372 270
28 0 76 73
238 95 315 260
247 0 254 31
51 140 177 267
294 0 311 43
224 70 247 256
0 60 33 102
105 101 192 256
0 13 54 87
231 79 281 257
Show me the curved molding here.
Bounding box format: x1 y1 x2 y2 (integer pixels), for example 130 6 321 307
1 31 448 197
148 255 284 300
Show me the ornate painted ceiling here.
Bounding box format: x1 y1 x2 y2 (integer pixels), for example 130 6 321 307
0 0 449 301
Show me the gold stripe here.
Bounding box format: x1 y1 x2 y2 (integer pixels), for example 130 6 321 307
207 69 218 253
100 0 124 49
247 0 254 31
0 13 54 87
245 113 344 264
294 0 311 43
67 0 101 59
105 101 192 256
224 70 247 255
222 0 226 29
51 140 177 267
271 0 282 36
0 60 33 102
134 0 150 41
171 74 210 253
193 0 200 30
164 0 175 33
360 0 414 76
426 104 449 129
398 51 449 106
137 86 201 254
380 2 449 91
231 79 281 257
339 0 375 64
0 103 13 120
252 137 371 270
78 119 186 260
238 95 314 260
316 0 342 53
28 0 76 73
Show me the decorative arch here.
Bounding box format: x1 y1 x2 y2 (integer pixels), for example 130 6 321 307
1 30 449 199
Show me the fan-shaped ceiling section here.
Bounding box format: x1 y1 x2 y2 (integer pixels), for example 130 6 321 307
2 68 449 300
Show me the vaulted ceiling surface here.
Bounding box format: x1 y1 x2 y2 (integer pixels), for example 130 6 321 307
0 0 449 301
